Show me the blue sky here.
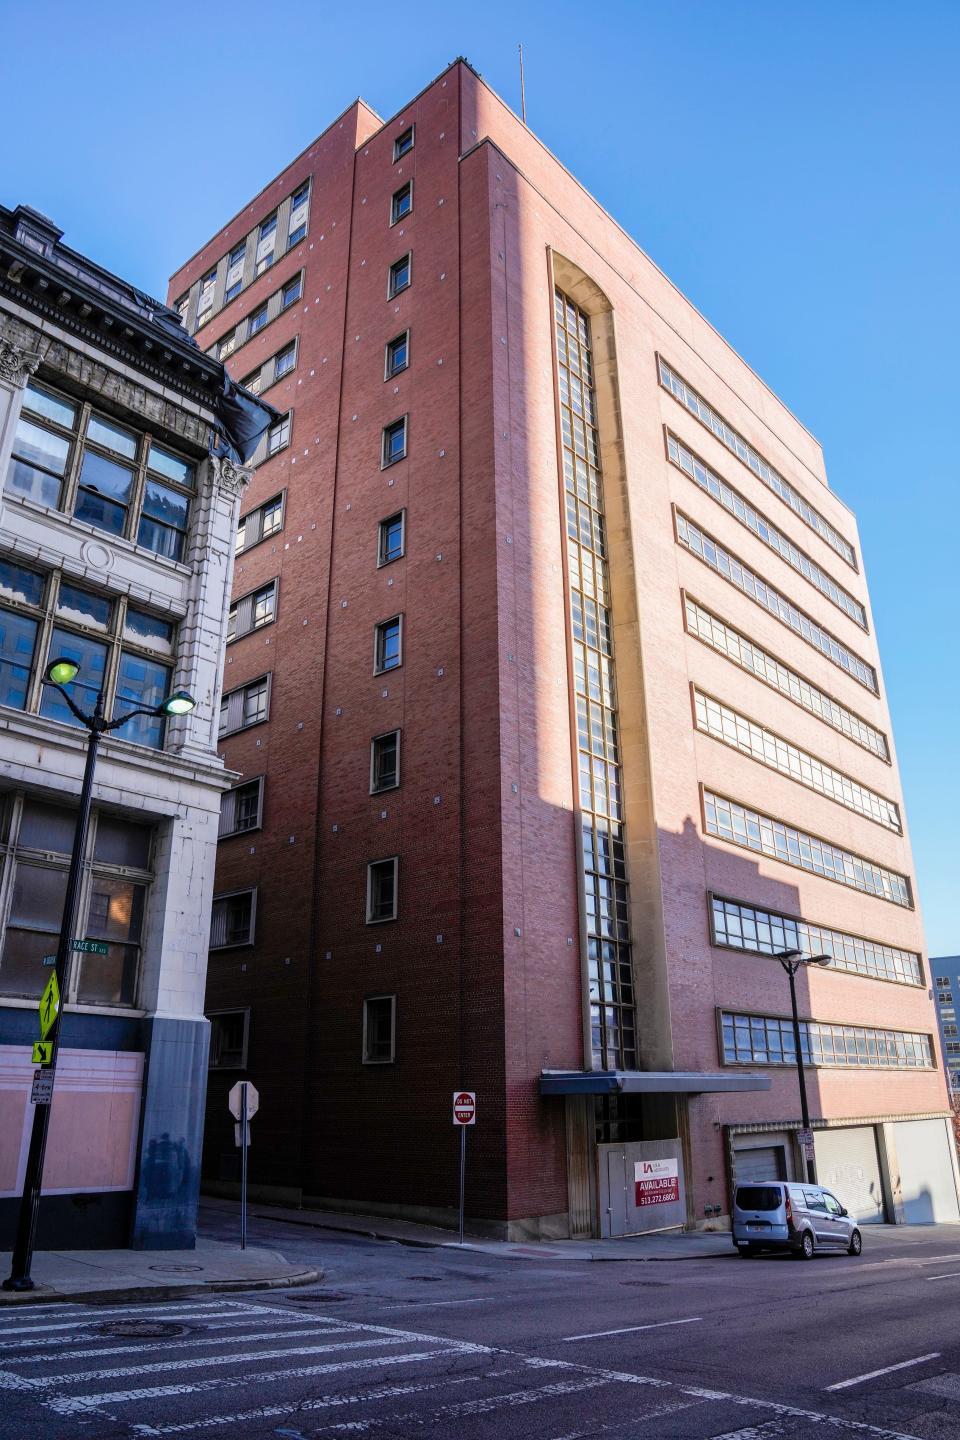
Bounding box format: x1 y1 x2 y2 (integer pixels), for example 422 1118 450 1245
3 1 958 954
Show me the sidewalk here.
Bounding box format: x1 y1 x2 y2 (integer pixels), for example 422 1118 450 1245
0 1235 319 1306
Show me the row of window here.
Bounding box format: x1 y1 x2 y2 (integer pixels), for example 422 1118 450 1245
703 790 911 907
667 433 866 628
709 895 923 987
693 689 901 832
1 557 179 749
683 597 889 760
208 992 396 1070
211 272 303 362
676 512 877 692
721 1010 932 1070
7 380 196 562
658 357 857 569
240 340 297 397
0 794 151 1006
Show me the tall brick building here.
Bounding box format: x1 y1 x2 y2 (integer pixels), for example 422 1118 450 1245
169 59 959 1237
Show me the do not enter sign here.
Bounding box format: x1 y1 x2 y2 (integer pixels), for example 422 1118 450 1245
452 1091 476 1126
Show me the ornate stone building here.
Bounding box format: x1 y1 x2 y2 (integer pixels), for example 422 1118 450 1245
0 204 270 1248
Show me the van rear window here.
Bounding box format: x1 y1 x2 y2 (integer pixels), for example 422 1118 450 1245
736 1185 782 1211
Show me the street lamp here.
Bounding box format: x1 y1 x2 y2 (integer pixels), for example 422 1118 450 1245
2 662 195 1291
774 948 831 1184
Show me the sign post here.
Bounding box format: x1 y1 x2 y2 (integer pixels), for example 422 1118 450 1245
452 1091 476 1245
228 1081 259 1250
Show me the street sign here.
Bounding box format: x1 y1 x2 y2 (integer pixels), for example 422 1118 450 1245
797 1128 815 1151
30 1070 54 1106
32 1041 53 1066
234 1122 251 1147
228 1081 259 1121
74 939 109 955
38 973 60 1040
42 955 57 966
453 1091 476 1126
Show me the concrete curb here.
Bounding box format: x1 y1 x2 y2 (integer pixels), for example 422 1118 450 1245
0 1266 321 1308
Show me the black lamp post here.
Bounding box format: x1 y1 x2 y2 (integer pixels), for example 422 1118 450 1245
774 948 831 1184
2 660 195 1291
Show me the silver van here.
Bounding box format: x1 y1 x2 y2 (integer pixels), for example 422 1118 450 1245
732 1181 862 1259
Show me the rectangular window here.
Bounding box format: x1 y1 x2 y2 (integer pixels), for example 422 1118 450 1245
703 789 912 907
208 1009 249 1069
219 330 237 361
720 1009 932 1070
227 579 277 642
268 415 291 455
273 342 297 381
370 730 400 793
374 616 402 674
137 445 195 563
693 688 901 831
7 382 76 507
393 126 414 161
363 995 396 1063
196 268 217 325
225 243 246 302
237 493 285 552
391 182 413 224
255 214 277 275
366 857 398 923
282 274 303 310
219 674 271 736
388 253 411 298
381 417 407 467
219 778 264 839
709 896 923 987
377 511 405 566
210 890 257 949
287 183 310 247
0 799 151 1004
385 331 409 378
248 304 268 336
658 357 857 569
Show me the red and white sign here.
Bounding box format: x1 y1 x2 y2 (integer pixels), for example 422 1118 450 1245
452 1091 476 1126
634 1157 680 1207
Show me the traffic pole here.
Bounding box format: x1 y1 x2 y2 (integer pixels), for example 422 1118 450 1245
240 1084 248 1251
458 1123 466 1246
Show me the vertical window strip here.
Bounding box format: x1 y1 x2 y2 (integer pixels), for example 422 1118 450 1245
709 895 923 987
693 689 901 831
676 512 877 692
703 789 912 907
556 288 636 1072
683 597 889 760
658 357 857 569
667 434 866 628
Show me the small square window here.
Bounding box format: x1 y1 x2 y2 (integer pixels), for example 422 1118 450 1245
381 417 407 467
378 511 405 566
274 343 296 380
393 127 415 161
391 182 412 225
219 331 237 360
249 305 268 336
385 331 409 378
374 616 402 674
363 995 396 1063
370 730 400 793
282 274 303 310
210 891 257 949
367 858 398 924
208 1009 249 1068
388 254 411 298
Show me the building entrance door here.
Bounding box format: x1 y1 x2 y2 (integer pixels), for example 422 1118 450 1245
598 1139 686 1236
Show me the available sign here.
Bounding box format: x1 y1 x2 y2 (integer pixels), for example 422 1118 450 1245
634 1157 680 1207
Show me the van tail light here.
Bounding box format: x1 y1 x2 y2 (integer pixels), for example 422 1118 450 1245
785 1195 793 1223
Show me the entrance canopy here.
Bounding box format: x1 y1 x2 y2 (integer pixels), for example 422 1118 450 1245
540 1069 771 1096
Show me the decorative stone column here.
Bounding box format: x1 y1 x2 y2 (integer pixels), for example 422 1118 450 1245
0 323 43 497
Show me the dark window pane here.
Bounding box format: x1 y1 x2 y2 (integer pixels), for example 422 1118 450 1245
147 445 194 488
113 652 170 748
40 628 108 726
87 414 137 459
123 608 174 654
19 801 77 853
0 559 44 606
9 862 68 929
0 608 38 709
0 927 55 998
6 459 62 506
75 945 138 1005
12 418 70 476
86 877 145 944
94 815 151 867
57 583 111 629
138 514 185 561
78 450 134 504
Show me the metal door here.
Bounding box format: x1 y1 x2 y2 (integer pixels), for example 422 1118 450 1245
598 1140 686 1236
814 1126 885 1223
734 1145 787 1184
892 1118 960 1224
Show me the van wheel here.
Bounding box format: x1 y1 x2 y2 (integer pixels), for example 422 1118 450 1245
796 1231 815 1260
847 1229 862 1257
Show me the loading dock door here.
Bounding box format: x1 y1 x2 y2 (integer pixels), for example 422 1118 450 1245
892 1118 960 1224
733 1145 787 1184
814 1127 885 1223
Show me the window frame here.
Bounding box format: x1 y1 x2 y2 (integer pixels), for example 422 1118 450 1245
219 673 272 738
209 888 258 951
236 492 286 553
377 510 405 567
366 856 399 924
373 614 403 675
384 330 410 380
381 416 408 468
370 728 401 794
287 182 311 249
362 994 397 1064
390 182 413 226
207 1008 250 1069
393 126 415 161
227 578 279 643
219 776 265 841
387 253 411 299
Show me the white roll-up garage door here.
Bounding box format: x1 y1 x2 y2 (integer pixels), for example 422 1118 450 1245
814 1126 885 1223
892 1118 960 1224
733 1144 788 1184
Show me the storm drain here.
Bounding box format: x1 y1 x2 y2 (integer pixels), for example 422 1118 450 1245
97 1320 189 1339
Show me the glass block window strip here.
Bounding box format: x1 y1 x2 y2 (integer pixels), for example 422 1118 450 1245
659 358 856 569
693 690 901 832
721 1010 932 1069
703 790 911 907
684 597 888 760
667 434 866 627
710 896 922 986
556 287 636 1072
676 513 877 692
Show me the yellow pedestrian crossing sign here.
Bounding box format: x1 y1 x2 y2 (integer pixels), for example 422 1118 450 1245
39 973 60 1040
32 1041 53 1066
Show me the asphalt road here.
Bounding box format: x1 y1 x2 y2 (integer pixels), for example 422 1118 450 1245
2 1207 960 1438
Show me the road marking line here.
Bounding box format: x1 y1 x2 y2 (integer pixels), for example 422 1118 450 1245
927 1271 960 1281
379 1296 495 1310
0 1305 244 1339
0 1312 337 1353
561 1317 702 1342
308 1374 616 1432
12 1324 341 1364
51 1333 414 1384
825 1353 941 1391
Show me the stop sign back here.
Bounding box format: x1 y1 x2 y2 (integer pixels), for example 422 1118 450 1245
452 1091 476 1125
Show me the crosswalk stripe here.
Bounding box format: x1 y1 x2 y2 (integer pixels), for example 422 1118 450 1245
11 1323 346 1364
308 1373 615 1432
0 1311 336 1353
0 1304 245 1339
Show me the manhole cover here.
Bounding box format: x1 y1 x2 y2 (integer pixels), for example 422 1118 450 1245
147 1263 204 1273
98 1321 188 1339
